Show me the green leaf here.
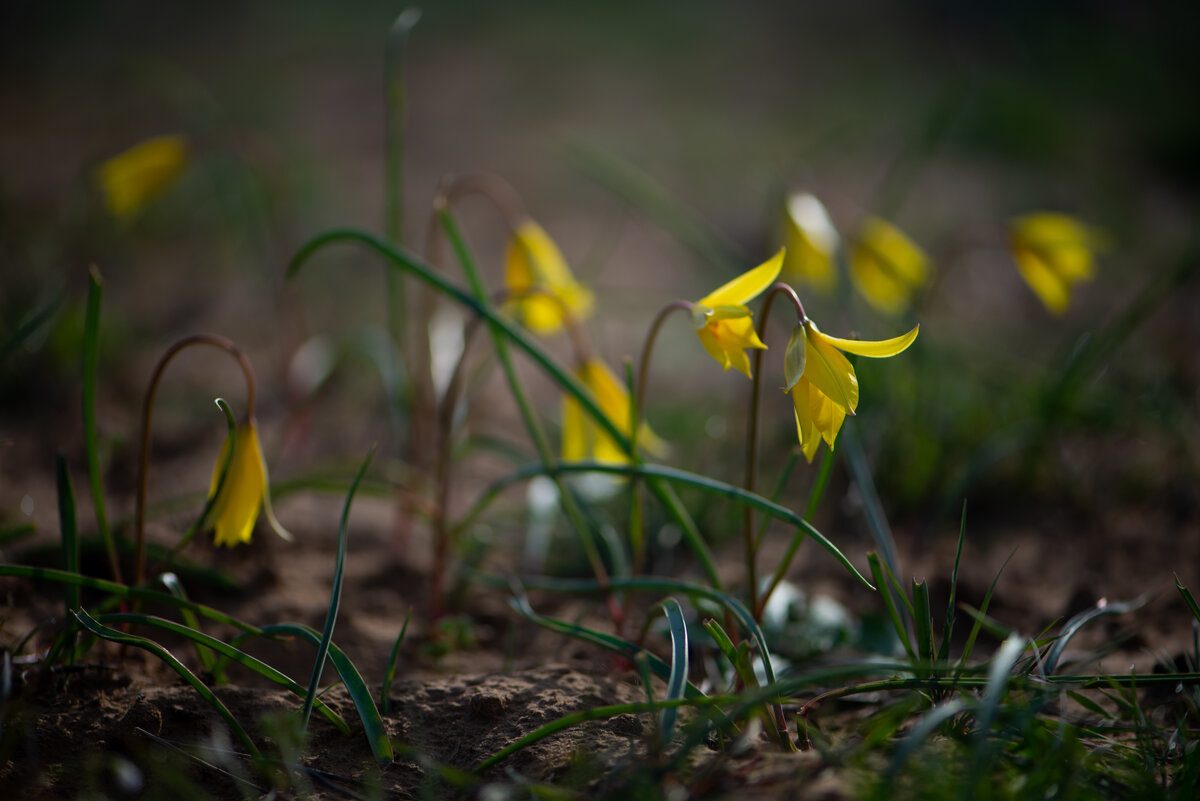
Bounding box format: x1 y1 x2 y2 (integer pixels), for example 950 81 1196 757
660 599 689 741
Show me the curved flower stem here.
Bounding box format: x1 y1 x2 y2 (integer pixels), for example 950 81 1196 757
628 300 692 573
134 334 256 588
743 284 806 617
440 172 529 232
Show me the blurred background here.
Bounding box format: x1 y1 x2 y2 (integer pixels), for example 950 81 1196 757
2 1 1198 643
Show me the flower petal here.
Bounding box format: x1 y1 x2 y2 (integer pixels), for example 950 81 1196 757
699 249 785 307
783 193 839 291
816 324 919 358
803 325 859 412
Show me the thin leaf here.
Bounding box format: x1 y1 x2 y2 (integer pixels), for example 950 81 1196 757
380 607 412 716
261 623 393 764
957 547 1016 669
1176 574 1200 624
303 446 376 731
82 266 120 584
938 501 968 662
868 554 915 662
0 290 63 364
97 612 349 734
888 698 968 778
158 573 214 673
74 609 260 758
1042 597 1147 675
660 599 689 741
912 578 934 665
56 455 80 616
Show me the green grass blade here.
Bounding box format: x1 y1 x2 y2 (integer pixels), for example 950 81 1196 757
96 611 349 734
261 623 392 764
660 599 689 741
82 266 120 584
55 455 80 614
474 697 714 775
380 607 412 716
158 572 214 673
508 591 704 699
465 461 872 590
1041 597 1146 675
912 578 935 665
0 565 264 633
1176 574 1200 624
0 522 36 547
938 501 968 662
74 609 260 758
303 446 375 731
888 698 969 780
868 554 915 661
0 290 63 364
957 548 1016 669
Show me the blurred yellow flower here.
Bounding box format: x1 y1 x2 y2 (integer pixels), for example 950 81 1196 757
692 249 785 378
1010 212 1103 314
205 421 292 547
95 134 190 221
784 319 919 461
505 219 594 335
563 359 666 465
849 217 929 315
782 192 839 291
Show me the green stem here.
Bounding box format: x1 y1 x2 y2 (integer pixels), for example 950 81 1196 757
83 266 121 584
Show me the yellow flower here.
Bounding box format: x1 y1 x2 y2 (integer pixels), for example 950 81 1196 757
782 193 839 291
205 420 292 547
849 217 929 315
95 135 190 221
505 219 594 335
784 319 919 461
563 359 666 465
692 249 785 378
1009 212 1103 315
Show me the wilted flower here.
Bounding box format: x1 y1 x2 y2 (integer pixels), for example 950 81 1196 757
563 359 666 465
205 420 292 547
691 249 785 378
849 217 929 315
784 319 919 461
95 135 190 221
782 193 839 291
1010 212 1103 314
505 219 594 335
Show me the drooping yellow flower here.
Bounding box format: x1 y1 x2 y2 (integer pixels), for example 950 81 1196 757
563 359 666 465
1009 212 1103 315
782 193 839 292
692 249 785 378
505 219 594 335
95 135 190 221
784 319 919 461
205 420 293 547
849 217 929 315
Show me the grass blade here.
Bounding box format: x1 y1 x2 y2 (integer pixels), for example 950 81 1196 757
302 446 376 731
868 553 915 662
82 266 121 584
938 501 968 662
464 461 873 590
1041 597 1146 675
0 290 62 364
261 623 393 764
957 548 1016 669
97 611 349 734
158 572 215 673
380 607 412 715
56 455 80 617
74 609 260 758
912 578 935 666
660 599 689 741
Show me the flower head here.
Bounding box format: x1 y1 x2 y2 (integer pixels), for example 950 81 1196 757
784 319 919 461
205 420 292 547
692 249 785 378
1010 212 1103 314
849 217 929 315
782 193 839 292
505 219 594 335
563 359 666 465
95 135 190 221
